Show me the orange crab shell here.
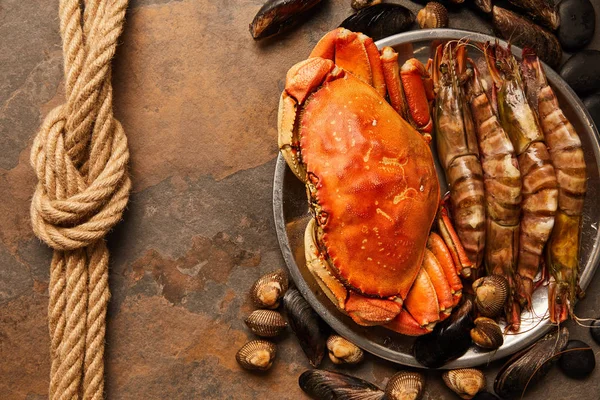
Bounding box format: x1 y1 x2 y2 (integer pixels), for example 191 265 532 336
300 71 441 299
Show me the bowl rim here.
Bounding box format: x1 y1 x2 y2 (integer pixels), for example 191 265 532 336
273 28 600 368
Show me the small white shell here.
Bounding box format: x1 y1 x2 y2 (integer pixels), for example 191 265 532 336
326 335 364 364
236 340 277 371
385 371 425 400
442 369 485 399
250 269 289 309
245 310 287 337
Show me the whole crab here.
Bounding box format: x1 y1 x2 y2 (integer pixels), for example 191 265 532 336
278 28 468 335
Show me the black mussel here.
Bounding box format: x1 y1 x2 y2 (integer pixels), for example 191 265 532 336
560 51 600 96
245 310 287 337
473 0 492 14
494 327 569 399
299 369 385 400
413 300 474 368
507 0 559 31
249 0 323 40
470 317 503 350
351 0 381 11
557 0 595 51
327 335 364 365
339 4 415 42
583 95 600 129
558 340 596 379
492 6 562 68
236 340 277 371
590 318 600 345
417 2 448 29
472 275 508 318
250 269 289 309
284 288 328 367
443 369 486 399
472 393 500 400
385 371 425 400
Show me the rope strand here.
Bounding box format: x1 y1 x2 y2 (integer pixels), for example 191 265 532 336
31 1 130 398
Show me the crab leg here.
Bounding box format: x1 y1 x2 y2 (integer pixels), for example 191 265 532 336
422 248 455 319
427 232 463 306
385 309 431 336
520 50 586 324
380 46 410 122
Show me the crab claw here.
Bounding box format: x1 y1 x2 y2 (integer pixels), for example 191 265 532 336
345 293 403 326
400 58 434 135
310 28 387 98
385 309 431 336
437 201 475 278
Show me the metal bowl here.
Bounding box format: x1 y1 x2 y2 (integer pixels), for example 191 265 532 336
273 29 600 368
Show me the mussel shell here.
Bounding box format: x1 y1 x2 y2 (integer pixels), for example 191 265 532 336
507 0 560 31
284 288 328 367
472 275 508 319
385 371 425 400
443 369 485 400
250 269 289 309
494 327 569 399
236 340 277 371
245 310 287 337
327 335 364 365
558 340 596 379
299 369 385 400
340 4 416 41
413 300 474 368
492 6 562 68
249 0 323 40
473 0 492 14
590 318 600 345
470 317 503 350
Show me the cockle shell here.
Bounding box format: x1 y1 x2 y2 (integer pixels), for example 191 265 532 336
385 371 425 400
443 369 486 400
245 310 287 337
236 340 277 371
472 275 508 318
470 317 503 350
351 0 381 11
327 335 364 365
250 269 289 309
417 2 448 29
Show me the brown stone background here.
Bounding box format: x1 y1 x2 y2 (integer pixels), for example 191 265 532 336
1 0 600 399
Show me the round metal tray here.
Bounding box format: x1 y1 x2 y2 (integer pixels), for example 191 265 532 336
273 29 600 368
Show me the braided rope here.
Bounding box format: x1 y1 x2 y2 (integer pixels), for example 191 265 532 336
30 1 130 398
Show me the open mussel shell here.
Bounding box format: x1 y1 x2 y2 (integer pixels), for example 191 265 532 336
413 300 474 368
250 269 289 309
385 371 425 400
245 310 287 337
327 335 364 365
470 317 503 350
299 369 385 400
494 327 569 399
472 275 508 318
236 340 277 371
284 288 328 367
443 369 485 400
249 0 323 40
339 3 415 42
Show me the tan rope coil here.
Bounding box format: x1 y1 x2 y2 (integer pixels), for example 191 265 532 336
30 0 130 398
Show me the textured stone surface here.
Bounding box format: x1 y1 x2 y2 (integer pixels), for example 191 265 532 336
1 0 600 399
